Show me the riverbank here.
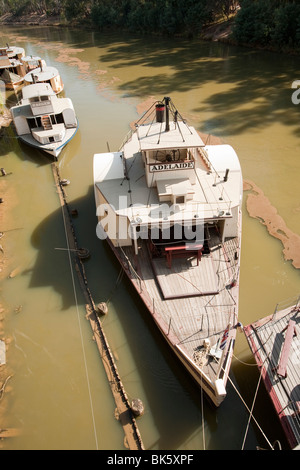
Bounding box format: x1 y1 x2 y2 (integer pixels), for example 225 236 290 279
1 12 298 56
0 12 63 27
0 166 17 446
0 11 235 43
0 110 12 130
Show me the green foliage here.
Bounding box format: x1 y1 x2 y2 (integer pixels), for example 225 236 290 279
90 0 215 36
232 0 300 49
0 0 67 16
272 3 300 47
64 0 87 21
0 0 236 36
90 0 120 29
232 0 274 45
1 0 300 50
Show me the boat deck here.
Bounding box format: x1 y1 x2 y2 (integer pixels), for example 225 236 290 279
151 255 219 299
120 231 240 384
244 299 300 449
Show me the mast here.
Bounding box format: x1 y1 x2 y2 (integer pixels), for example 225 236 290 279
164 96 170 132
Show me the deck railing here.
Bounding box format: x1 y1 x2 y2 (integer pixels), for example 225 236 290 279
272 294 300 320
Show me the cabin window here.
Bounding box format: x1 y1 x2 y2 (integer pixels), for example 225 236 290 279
27 117 42 129
174 196 185 204
56 113 64 124
27 118 36 130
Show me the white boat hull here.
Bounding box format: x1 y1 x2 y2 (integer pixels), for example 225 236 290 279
18 123 78 159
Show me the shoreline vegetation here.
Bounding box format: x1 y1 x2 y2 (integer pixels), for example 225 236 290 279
0 0 300 55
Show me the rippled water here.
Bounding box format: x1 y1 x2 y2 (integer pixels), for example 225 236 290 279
0 25 299 450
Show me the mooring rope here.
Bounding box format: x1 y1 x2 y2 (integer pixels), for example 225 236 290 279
57 170 99 450
241 357 266 450
226 374 274 450
200 374 206 450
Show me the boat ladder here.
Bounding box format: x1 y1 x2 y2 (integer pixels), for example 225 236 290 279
41 114 53 131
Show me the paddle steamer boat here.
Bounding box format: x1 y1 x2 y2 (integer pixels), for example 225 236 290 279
93 97 243 406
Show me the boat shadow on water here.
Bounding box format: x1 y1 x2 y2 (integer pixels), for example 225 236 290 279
23 184 261 449
0 124 54 166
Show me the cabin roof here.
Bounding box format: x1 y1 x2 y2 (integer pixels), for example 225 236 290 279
24 66 60 82
94 143 242 224
137 121 205 151
22 83 55 99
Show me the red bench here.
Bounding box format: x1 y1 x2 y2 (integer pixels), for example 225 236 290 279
164 244 203 269
276 319 297 378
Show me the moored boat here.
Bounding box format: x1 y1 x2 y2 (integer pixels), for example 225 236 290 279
93 97 243 406
24 60 64 94
11 82 78 159
21 55 44 73
0 46 26 90
244 296 300 448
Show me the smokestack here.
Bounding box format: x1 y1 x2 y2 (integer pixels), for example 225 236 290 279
224 169 229 182
155 102 165 123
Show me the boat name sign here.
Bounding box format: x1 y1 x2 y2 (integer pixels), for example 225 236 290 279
149 161 194 172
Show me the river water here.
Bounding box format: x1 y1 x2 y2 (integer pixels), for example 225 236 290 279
0 25 299 451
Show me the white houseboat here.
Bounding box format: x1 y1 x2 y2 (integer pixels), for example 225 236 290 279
24 59 64 94
11 82 78 159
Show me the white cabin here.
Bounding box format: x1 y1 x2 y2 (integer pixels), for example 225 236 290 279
24 63 64 94
94 119 242 251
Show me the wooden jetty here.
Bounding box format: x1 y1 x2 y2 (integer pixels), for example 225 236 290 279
51 163 144 451
244 296 300 449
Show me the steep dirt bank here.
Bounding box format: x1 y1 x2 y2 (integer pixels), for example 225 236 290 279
0 12 63 26
0 110 12 130
0 168 17 446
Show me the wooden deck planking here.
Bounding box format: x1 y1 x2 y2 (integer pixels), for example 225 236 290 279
122 235 239 385
151 255 219 299
244 304 300 448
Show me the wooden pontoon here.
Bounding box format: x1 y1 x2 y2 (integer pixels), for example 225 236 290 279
244 296 300 449
93 97 243 406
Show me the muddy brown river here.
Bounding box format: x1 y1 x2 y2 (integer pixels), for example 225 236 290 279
0 25 299 450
